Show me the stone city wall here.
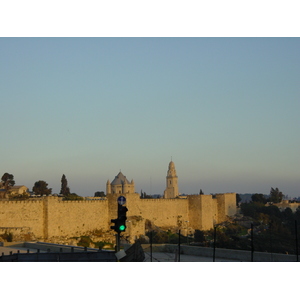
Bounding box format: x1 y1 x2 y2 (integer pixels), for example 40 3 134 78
216 193 236 223
0 197 110 240
107 193 189 229
199 195 218 230
0 199 45 238
274 200 300 213
46 196 109 238
188 195 218 230
137 197 189 228
0 193 236 241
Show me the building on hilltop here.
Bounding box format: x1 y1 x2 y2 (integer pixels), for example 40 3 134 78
0 185 29 198
274 200 300 213
9 185 29 196
106 171 135 194
164 160 179 198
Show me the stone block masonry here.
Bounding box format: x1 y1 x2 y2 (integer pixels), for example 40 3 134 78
0 197 110 240
0 192 236 242
0 199 45 238
46 197 109 238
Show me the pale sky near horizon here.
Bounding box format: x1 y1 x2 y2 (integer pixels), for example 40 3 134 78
1 37 299 197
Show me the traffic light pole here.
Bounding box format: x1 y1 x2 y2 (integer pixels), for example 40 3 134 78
111 196 128 254
116 232 120 252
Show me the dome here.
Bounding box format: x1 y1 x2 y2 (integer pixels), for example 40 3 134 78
111 172 130 185
169 161 175 169
167 160 177 177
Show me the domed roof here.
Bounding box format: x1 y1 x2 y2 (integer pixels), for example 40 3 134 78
167 160 177 177
169 161 175 169
111 172 130 185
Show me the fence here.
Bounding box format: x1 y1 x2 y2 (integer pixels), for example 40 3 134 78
143 226 299 262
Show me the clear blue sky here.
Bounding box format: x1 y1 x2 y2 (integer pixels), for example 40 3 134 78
1 38 299 197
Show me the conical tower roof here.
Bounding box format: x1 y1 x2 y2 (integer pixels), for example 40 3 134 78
111 172 130 185
167 160 177 177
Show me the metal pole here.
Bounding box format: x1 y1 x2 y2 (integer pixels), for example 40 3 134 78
178 229 181 262
269 222 273 262
213 226 216 262
114 233 121 261
117 232 120 252
295 220 298 262
251 223 254 262
150 231 153 262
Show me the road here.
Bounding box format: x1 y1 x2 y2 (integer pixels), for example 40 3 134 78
0 245 46 256
143 251 243 262
0 244 243 262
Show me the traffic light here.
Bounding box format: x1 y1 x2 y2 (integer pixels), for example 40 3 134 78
110 204 128 233
110 218 120 232
118 204 128 232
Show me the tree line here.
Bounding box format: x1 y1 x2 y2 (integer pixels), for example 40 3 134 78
192 187 300 254
0 173 105 199
0 172 67 198
0 173 88 199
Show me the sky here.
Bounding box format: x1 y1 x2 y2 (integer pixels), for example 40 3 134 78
1 37 299 197
1 2 299 294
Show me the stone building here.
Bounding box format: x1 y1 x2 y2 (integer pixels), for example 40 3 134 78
274 200 300 213
164 160 179 198
9 185 29 196
106 171 135 195
0 185 29 199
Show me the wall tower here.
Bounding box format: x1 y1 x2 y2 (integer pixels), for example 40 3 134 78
164 160 179 198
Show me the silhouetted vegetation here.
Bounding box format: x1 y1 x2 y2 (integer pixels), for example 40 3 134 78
199 203 300 254
64 193 84 200
0 232 13 242
269 187 284 203
10 192 30 200
32 180 52 196
60 174 70 196
94 191 105 197
1 173 15 190
143 187 300 255
76 235 113 249
140 190 152 199
145 230 184 244
77 236 92 247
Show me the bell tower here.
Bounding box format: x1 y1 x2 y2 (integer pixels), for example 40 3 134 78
164 160 179 198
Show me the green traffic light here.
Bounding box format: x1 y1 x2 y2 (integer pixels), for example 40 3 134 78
119 225 126 231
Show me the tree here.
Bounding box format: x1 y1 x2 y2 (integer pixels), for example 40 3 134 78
1 173 15 190
140 190 151 199
60 174 70 196
199 189 204 195
32 180 52 196
94 191 105 197
251 193 267 204
240 201 263 219
269 187 284 203
236 194 242 206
